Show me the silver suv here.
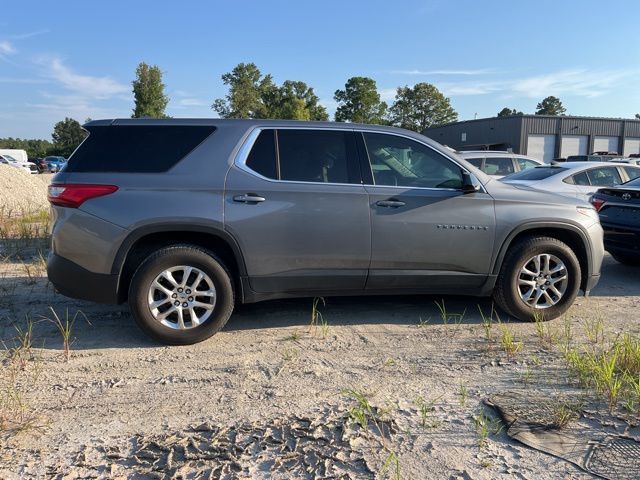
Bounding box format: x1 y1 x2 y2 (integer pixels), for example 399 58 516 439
47 119 604 345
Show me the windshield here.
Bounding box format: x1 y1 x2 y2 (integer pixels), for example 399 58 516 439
3 155 17 162
501 166 566 181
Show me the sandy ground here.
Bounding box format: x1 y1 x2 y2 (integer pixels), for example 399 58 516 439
0 250 639 479
0 166 51 213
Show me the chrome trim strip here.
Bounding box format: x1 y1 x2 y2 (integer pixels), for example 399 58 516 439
233 125 487 193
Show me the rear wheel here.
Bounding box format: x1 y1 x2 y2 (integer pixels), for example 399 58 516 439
610 252 640 266
128 245 234 345
493 236 581 321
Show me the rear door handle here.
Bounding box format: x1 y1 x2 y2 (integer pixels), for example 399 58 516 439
376 199 406 208
233 194 266 203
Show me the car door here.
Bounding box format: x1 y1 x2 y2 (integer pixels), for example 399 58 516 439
360 131 496 291
224 128 371 294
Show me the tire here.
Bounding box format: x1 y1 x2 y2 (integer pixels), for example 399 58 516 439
610 252 640 266
493 236 581 322
128 244 234 345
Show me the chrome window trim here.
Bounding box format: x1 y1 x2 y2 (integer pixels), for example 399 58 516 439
233 125 486 193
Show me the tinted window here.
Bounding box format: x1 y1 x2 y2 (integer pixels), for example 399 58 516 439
66 125 216 173
623 166 640 181
484 157 515 176
505 167 565 181
467 157 483 168
363 133 463 189
516 158 539 170
587 167 622 187
570 172 590 186
567 155 588 162
246 130 277 179
277 130 357 184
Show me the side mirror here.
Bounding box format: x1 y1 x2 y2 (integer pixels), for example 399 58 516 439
461 172 480 194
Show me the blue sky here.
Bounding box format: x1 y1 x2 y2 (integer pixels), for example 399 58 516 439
1 0 639 139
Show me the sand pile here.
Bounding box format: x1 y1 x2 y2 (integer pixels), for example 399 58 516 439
0 165 51 214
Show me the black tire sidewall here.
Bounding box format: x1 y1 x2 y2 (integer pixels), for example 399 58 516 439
497 238 581 321
129 246 234 345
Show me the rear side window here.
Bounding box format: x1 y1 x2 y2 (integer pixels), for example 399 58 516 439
277 130 358 184
66 125 216 173
246 130 277 179
484 157 514 176
623 166 640 181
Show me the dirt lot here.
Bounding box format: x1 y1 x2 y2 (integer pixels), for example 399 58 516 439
1 238 639 479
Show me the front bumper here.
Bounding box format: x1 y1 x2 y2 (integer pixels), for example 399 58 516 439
47 252 120 304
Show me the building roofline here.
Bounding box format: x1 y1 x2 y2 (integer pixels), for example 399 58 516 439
424 114 640 131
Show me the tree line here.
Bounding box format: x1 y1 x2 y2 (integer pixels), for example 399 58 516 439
2 60 616 159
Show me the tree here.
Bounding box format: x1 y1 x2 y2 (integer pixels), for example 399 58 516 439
497 107 523 117
535 96 566 116
388 82 457 132
635 113 640 119
0 137 54 158
51 118 87 157
213 64 328 121
334 77 387 124
262 80 328 121
212 63 273 118
132 62 169 118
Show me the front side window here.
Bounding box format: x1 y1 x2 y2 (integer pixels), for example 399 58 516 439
363 133 463 189
587 167 622 187
516 158 539 170
466 157 483 168
484 157 515 176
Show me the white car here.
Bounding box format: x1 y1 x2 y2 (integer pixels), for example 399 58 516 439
0 154 38 174
457 151 544 178
500 161 640 202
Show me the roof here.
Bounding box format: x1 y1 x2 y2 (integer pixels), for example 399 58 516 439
83 118 410 134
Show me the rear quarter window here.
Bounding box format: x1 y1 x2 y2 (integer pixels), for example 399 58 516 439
65 125 216 173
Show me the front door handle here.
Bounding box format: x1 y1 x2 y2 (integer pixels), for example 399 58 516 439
233 194 266 203
376 199 406 208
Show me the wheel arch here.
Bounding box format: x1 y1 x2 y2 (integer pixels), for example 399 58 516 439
113 223 247 303
492 222 593 292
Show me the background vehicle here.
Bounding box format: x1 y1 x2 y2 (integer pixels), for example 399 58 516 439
0 153 38 174
30 157 50 173
590 177 640 266
605 157 640 166
565 152 621 163
457 151 543 177
0 148 28 163
44 156 67 172
47 119 603 345
501 162 640 202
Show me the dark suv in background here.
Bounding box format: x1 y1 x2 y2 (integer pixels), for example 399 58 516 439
47 119 604 345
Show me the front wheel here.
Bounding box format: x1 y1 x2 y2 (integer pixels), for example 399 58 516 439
128 245 234 345
493 236 581 321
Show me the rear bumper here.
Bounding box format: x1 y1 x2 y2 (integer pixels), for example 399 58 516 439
602 222 640 257
47 252 120 304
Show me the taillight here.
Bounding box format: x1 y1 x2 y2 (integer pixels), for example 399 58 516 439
590 196 605 212
48 184 118 208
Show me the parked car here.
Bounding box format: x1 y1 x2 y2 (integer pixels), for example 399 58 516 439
47 119 604 345
590 177 640 265
457 151 543 177
565 153 621 163
0 148 28 163
44 156 67 172
605 157 640 166
501 162 640 202
0 154 38 174
30 157 50 173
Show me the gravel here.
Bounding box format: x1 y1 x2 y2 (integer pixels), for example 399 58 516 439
0 165 52 214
